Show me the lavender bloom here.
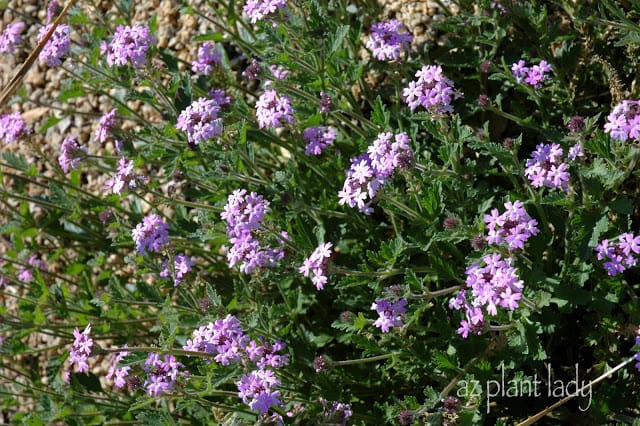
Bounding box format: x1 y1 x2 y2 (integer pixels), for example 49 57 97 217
0 112 31 144
0 21 25 54
511 59 552 89
450 253 523 338
18 255 47 283
101 24 155 68
94 109 117 144
208 88 231 106
402 65 460 114
176 97 223 145
131 213 170 255
255 89 294 129
105 156 147 194
339 132 413 214
371 298 408 332
484 200 539 250
299 242 333 290
237 369 282 414
58 135 87 173
595 233 640 276
246 338 290 369
69 324 93 373
143 352 184 396
568 143 584 161
604 100 640 142
524 143 570 191
191 42 222 75
303 126 336 156
366 20 413 61
183 314 249 365
243 0 287 24
269 64 289 80
38 23 71 67
160 253 193 286
106 346 130 388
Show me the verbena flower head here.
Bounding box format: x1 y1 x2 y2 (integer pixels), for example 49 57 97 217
242 58 262 80
0 112 31 143
47 0 61 23
320 399 353 426
402 65 459 114
255 89 294 129
243 0 287 24
209 88 231 106
339 132 413 214
484 200 539 250
511 59 552 89
450 253 523 338
246 338 290 369
105 156 147 194
371 298 408 332
184 314 249 364
191 42 222 75
38 23 71 67
0 21 25 54
299 242 333 290
366 20 413 61
131 213 170 255
568 143 584 161
595 232 640 276
604 100 640 142
106 345 130 388
143 352 184 396
176 97 223 145
101 24 155 68
524 143 570 191
69 324 93 373
58 135 87 173
303 126 336 155
236 369 282 414
160 253 193 286
94 109 117 144
269 64 289 80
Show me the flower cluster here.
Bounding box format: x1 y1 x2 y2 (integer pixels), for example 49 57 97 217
38 23 71 67
604 99 640 142
160 253 193 286
568 143 584 161
94 109 117 144
299 242 333 290
595 233 640 276
269 64 289 80
0 21 25 54
220 189 285 274
184 314 249 364
58 135 87 173
143 352 184 396
255 89 295 129
402 65 459 114
237 369 282 415
176 97 223 145
484 200 539 250
371 298 408 332
209 88 231 106
303 126 336 156
524 143 570 191
320 399 353 426
449 253 523 338
105 156 147 195
0 112 30 144
18 255 47 283
106 346 130 389
366 20 413 61
191 42 222 75
511 59 552 89
338 132 413 214
131 213 171 255
243 0 287 24
69 324 93 373
101 24 155 68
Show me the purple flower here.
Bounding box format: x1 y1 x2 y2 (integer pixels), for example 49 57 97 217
160 253 193 286
176 97 223 145
47 0 61 23
604 100 640 142
69 324 93 373
595 233 640 276
106 345 130 388
94 109 117 144
143 352 184 396
243 0 287 24
402 65 460 114
299 242 333 290
242 58 262 80
131 213 170 255
524 143 570 191
0 112 31 144
320 399 353 426
484 200 539 250
38 23 71 67
208 88 231 106
255 89 294 129
339 132 413 214
18 254 48 283
269 64 289 80
366 20 413 61
191 42 222 75
303 126 336 155
236 369 282 414
105 156 147 194
511 59 552 89
184 315 249 365
101 25 155 68
371 298 407 332
567 143 584 161
58 135 87 173
246 338 290 369
0 21 25 54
